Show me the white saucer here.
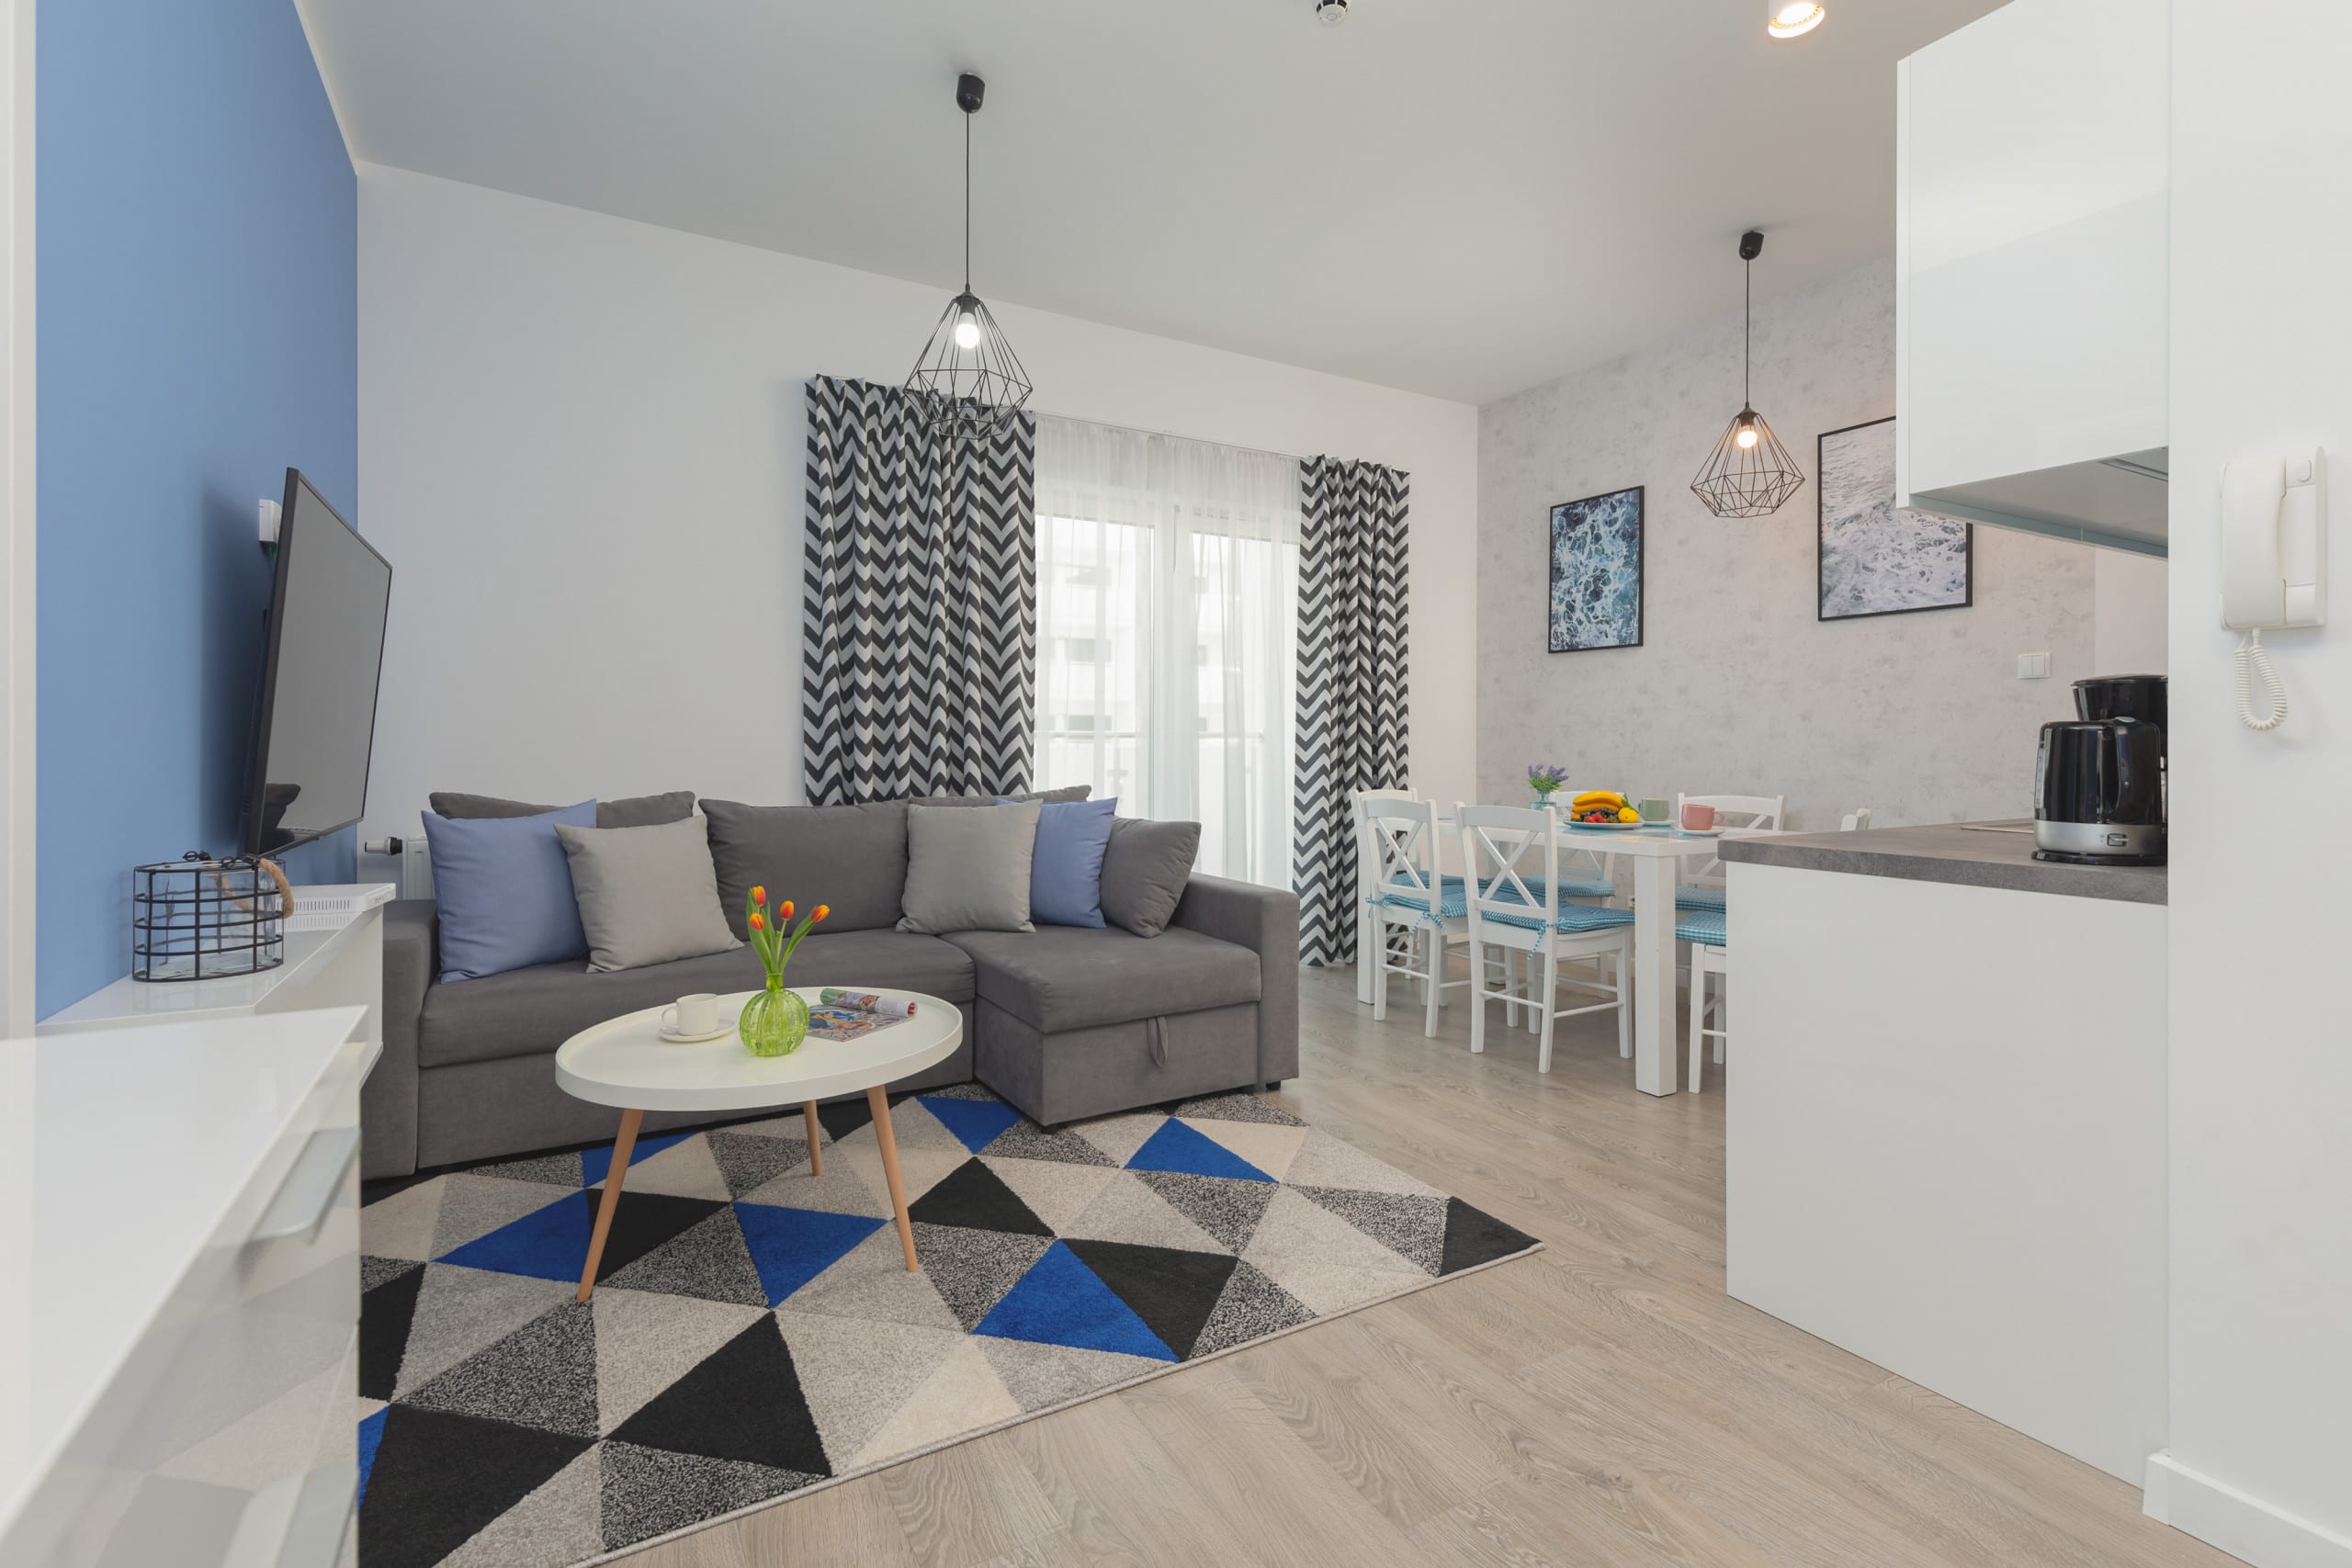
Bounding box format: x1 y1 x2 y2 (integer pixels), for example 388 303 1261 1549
658 1022 733 1044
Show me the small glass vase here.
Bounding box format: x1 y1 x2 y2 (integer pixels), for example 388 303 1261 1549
738 980 808 1058
1532 793 1559 813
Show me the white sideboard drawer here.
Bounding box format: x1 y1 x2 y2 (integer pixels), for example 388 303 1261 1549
0 1018 369 1568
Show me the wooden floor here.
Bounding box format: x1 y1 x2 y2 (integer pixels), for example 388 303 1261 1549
636 965 2230 1568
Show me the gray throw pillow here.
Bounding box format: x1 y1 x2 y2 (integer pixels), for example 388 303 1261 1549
431 790 697 829
898 800 1041 934
910 785 1092 807
700 799 909 936
553 816 741 973
1100 817 1202 938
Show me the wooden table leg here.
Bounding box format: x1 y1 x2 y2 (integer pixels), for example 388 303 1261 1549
867 1085 920 1272
803 1101 823 1176
576 1107 643 1303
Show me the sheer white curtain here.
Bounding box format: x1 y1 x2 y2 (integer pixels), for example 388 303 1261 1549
1035 415 1301 886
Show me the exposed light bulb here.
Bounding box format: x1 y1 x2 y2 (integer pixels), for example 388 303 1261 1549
1768 2 1825 39
954 312 980 350
1736 423 1760 450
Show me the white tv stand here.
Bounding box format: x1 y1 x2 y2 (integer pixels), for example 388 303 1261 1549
39 883 396 1045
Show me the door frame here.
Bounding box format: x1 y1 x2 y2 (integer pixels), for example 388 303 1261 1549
0 0 34 1035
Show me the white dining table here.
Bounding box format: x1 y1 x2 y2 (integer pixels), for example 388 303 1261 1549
1586 825 1768 1096
1356 816 1769 1097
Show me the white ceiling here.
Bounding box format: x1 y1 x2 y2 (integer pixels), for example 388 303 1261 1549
302 0 2004 406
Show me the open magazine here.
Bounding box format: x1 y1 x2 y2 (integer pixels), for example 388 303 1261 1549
808 987 920 1043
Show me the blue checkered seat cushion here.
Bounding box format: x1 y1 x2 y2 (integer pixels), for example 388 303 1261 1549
1382 873 1615 919
1479 902 1636 935
1675 884 1726 911
1676 908 1727 946
1376 874 1467 919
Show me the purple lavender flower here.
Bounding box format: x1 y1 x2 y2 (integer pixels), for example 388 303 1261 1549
1526 762 1570 796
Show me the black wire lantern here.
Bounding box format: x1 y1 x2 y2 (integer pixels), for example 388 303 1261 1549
906 73 1034 442
1691 230 1804 519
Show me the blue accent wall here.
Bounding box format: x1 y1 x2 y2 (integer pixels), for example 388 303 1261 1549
38 1 358 1015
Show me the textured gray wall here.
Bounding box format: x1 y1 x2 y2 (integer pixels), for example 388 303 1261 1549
1478 259 2111 831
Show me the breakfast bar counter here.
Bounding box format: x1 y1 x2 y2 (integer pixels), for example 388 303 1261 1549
1718 818 2166 904
1720 820 2166 1485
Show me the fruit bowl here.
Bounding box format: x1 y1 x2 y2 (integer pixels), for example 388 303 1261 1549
1565 818 1645 831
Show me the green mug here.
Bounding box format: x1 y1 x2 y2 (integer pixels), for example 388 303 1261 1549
1636 797 1672 824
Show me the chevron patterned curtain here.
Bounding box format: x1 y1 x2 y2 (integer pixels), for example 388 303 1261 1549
802 377 1037 805
1292 457 1410 966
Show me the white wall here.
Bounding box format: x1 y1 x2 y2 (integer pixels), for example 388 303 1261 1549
1476 258 2165 829
2154 3 2352 1562
2094 549 2169 676
356 164 1477 840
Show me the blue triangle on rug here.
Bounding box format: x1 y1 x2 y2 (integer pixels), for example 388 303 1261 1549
735 1202 887 1306
582 1132 694 1187
918 1094 1025 1154
975 1240 1178 1361
1125 1119 1273 1183
356 1406 387 1506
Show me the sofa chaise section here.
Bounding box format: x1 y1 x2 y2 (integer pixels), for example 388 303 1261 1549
950 874 1300 1126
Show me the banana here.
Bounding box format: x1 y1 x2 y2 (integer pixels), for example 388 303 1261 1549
1570 790 1624 808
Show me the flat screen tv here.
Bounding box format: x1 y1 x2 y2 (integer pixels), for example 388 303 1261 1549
243 469 392 857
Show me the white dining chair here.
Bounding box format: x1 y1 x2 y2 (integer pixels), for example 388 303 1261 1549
1682 906 1728 1092
1363 796 1476 1037
1673 793 1787 911
1680 805 1860 1092
1457 803 1634 1073
1352 787 1422 1007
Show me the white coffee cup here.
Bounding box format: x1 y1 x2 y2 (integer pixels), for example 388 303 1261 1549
662 994 720 1038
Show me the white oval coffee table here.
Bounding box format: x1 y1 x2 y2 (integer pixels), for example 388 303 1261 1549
553 987 961 1300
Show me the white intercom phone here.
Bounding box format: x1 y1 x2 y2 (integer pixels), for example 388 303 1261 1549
2219 447 2327 731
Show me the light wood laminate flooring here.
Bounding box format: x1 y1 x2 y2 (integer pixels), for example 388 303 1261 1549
633 964 2230 1568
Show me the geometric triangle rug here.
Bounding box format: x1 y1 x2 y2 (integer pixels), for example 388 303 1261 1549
357 1086 1539 1568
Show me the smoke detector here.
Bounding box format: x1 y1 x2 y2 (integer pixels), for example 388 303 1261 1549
1314 0 1349 26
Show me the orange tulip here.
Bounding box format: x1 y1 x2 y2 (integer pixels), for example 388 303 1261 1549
750 885 766 905
748 911 766 932
813 905 831 922
778 900 795 922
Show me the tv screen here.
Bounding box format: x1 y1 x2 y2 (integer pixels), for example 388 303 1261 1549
244 469 392 857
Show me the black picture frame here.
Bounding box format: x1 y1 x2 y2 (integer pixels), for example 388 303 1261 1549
1546 485 1645 653
1816 416 1974 623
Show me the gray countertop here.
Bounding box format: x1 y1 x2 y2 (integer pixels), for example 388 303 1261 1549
1718 820 2166 905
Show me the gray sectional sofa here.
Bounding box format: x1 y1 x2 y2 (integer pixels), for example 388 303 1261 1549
362 796 1300 1179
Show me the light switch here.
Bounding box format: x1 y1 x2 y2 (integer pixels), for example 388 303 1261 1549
2018 651 2052 680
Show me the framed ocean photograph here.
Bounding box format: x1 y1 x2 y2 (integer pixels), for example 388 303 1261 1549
1817 416 1973 622
1548 486 1644 652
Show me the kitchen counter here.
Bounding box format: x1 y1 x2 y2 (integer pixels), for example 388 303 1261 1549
1724 841 2165 1483
1718 819 2165 905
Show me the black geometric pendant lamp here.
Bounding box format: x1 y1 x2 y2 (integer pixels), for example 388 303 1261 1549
1690 229 1804 519
906 73 1034 442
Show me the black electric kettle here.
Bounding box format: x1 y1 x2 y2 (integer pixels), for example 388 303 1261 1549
2033 716 2165 865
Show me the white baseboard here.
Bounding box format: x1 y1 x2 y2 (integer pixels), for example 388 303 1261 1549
2145 1452 2352 1568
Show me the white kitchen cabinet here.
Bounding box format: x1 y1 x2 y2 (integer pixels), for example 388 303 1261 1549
1896 0 2170 555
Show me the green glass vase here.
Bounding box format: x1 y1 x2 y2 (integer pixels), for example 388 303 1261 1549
738 980 808 1058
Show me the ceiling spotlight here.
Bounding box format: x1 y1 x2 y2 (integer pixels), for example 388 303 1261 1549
1768 2 1826 38
1315 0 1349 26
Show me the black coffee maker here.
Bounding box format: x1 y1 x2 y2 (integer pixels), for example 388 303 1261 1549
2034 674 2167 865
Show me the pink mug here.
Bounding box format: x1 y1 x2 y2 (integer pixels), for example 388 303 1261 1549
1680 803 1723 831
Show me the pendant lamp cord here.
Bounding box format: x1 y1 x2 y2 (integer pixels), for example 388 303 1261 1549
963 112 972 293
1731 257 1749 404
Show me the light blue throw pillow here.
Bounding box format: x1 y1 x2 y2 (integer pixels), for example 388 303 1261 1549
1004 795 1118 928
422 799 598 981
